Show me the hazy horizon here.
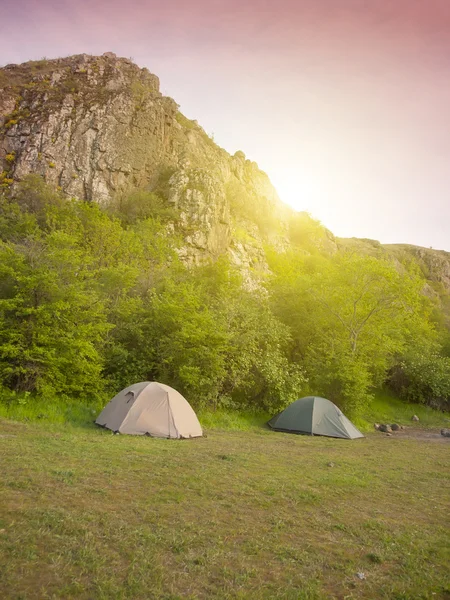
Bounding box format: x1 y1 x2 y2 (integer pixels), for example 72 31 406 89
2 0 450 251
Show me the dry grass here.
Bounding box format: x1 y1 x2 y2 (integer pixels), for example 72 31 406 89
0 418 449 599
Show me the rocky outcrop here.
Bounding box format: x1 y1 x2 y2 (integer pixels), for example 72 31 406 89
1 53 448 295
168 167 231 262
337 237 450 325
0 53 290 271
0 53 174 201
385 244 450 291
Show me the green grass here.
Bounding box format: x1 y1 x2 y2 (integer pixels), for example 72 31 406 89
355 389 448 432
0 389 446 433
0 415 449 599
0 395 101 428
197 409 271 431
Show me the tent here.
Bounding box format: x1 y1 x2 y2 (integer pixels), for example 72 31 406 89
96 381 203 438
268 396 364 439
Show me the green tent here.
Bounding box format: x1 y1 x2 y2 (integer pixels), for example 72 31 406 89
268 396 364 439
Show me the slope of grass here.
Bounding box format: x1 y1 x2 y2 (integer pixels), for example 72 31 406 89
0 418 449 599
0 394 101 428
355 389 448 432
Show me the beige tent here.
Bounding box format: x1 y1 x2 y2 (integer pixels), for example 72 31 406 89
96 382 203 438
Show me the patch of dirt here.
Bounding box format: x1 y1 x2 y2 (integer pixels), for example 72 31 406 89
376 428 450 442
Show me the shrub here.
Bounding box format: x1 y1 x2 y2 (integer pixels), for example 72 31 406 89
112 189 177 225
389 351 450 409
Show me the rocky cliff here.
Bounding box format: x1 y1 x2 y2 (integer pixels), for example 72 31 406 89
0 52 289 271
1 53 448 302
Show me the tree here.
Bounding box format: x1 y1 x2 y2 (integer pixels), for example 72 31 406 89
269 250 432 414
389 345 450 409
0 231 109 398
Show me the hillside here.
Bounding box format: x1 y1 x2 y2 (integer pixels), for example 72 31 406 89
2 53 449 290
338 238 450 330
1 53 449 414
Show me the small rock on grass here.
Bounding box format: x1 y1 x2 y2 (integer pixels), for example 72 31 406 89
378 424 392 433
391 424 400 431
356 572 366 580
327 462 335 467
412 415 420 421
374 423 380 430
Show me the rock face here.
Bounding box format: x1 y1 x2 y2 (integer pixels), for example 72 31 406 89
1 53 448 290
0 53 289 271
1 53 171 202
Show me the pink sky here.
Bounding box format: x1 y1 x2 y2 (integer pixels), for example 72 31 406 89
3 0 450 250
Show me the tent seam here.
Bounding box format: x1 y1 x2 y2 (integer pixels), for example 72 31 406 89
311 396 315 435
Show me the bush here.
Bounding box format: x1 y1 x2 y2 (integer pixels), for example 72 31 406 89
389 351 450 409
112 190 177 225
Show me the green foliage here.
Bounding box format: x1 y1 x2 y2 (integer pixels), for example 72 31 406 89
0 171 14 188
0 389 99 426
226 180 279 237
60 77 80 94
389 350 450 409
268 250 438 415
12 174 65 218
3 119 19 129
288 211 331 253
142 258 306 411
0 225 110 398
0 177 302 411
111 189 177 225
0 175 448 419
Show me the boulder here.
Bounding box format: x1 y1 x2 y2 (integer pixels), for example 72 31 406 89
391 424 400 431
441 429 450 438
378 424 392 433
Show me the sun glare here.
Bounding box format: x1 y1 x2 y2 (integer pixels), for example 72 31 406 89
270 173 317 214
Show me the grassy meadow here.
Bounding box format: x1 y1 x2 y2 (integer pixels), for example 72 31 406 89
0 398 449 599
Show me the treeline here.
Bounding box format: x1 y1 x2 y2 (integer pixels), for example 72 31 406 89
0 176 449 415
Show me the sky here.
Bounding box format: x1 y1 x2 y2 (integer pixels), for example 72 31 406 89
2 0 450 250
